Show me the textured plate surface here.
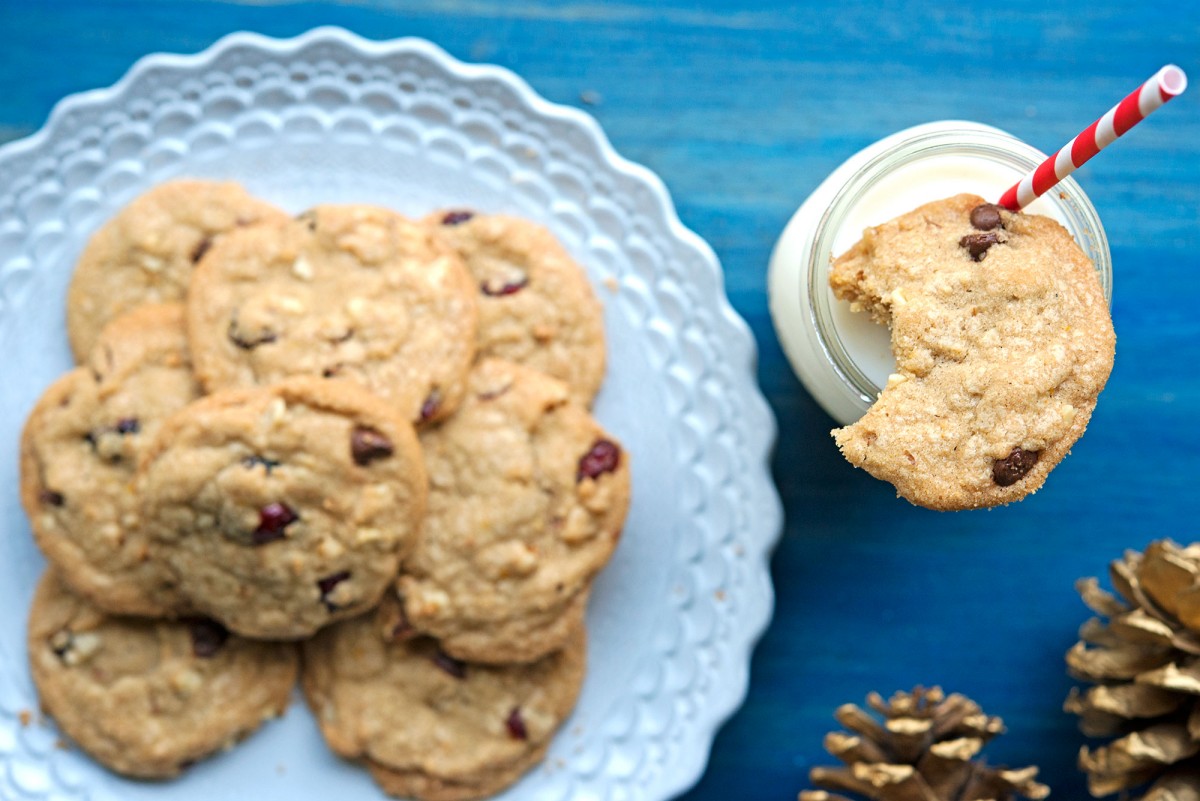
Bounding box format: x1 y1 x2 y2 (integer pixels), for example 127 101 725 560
0 28 782 801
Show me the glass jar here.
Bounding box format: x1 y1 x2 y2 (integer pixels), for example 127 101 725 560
768 121 1113 425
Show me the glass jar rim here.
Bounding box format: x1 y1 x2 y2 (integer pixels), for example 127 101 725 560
805 125 1113 409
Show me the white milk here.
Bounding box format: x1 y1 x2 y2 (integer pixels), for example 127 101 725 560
768 121 1111 425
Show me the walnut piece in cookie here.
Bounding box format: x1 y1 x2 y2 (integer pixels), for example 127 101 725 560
66 179 288 362
187 205 478 425
19 304 199 616
27 571 297 779
137 377 427 639
398 358 630 664
828 193 1115 510
426 210 607 406
301 594 585 801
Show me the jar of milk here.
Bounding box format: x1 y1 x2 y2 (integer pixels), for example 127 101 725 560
768 121 1113 426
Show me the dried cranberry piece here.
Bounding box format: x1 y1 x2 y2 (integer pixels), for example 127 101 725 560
505 707 528 740
185 618 230 658
440 210 475 226
577 439 621 481
39 489 64 507
477 380 513 402
114 418 140 435
317 571 352 611
481 275 529 297
351 427 394 466
993 448 1040 487
432 651 467 679
190 236 213 264
420 389 442 422
253 502 298 545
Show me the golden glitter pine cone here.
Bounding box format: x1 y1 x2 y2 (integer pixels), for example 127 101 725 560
1066 539 1200 800
799 686 1049 801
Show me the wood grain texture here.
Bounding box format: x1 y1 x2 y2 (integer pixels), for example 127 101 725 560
1 1 1198 798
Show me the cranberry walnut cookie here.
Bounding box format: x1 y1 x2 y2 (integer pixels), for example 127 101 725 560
829 194 1115 510
137 377 427 639
20 304 200 617
302 594 586 801
399 358 630 664
27 571 297 779
66 179 288 362
426 210 607 406
186 204 479 425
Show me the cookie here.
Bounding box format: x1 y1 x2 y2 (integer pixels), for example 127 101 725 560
20 304 200 616
398 359 629 663
137 376 427 639
66 179 287 361
187 205 478 424
828 193 1116 510
427 211 606 405
301 594 585 801
27 571 297 779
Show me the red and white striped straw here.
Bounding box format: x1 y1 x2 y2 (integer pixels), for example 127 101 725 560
998 65 1188 211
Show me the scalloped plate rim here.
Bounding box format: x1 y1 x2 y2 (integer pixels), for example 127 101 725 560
0 26 784 801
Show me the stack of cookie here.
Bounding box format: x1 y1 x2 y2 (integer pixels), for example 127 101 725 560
19 180 631 799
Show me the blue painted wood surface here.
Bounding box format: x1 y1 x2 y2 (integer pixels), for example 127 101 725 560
2 1 1198 798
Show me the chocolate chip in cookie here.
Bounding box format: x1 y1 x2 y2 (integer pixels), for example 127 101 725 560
969 203 1005 231
226 313 277 350
993 447 1040 487
959 231 1005 261
186 618 230 658
350 427 394 465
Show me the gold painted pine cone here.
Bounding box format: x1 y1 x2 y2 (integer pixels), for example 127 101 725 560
1066 540 1200 800
799 687 1049 801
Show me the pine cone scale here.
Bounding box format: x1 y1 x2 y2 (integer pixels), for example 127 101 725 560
1069 544 1200 801
802 688 1047 801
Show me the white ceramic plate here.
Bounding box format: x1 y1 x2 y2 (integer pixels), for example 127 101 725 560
0 28 782 801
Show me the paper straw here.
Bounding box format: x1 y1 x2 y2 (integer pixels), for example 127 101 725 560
998 65 1188 211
